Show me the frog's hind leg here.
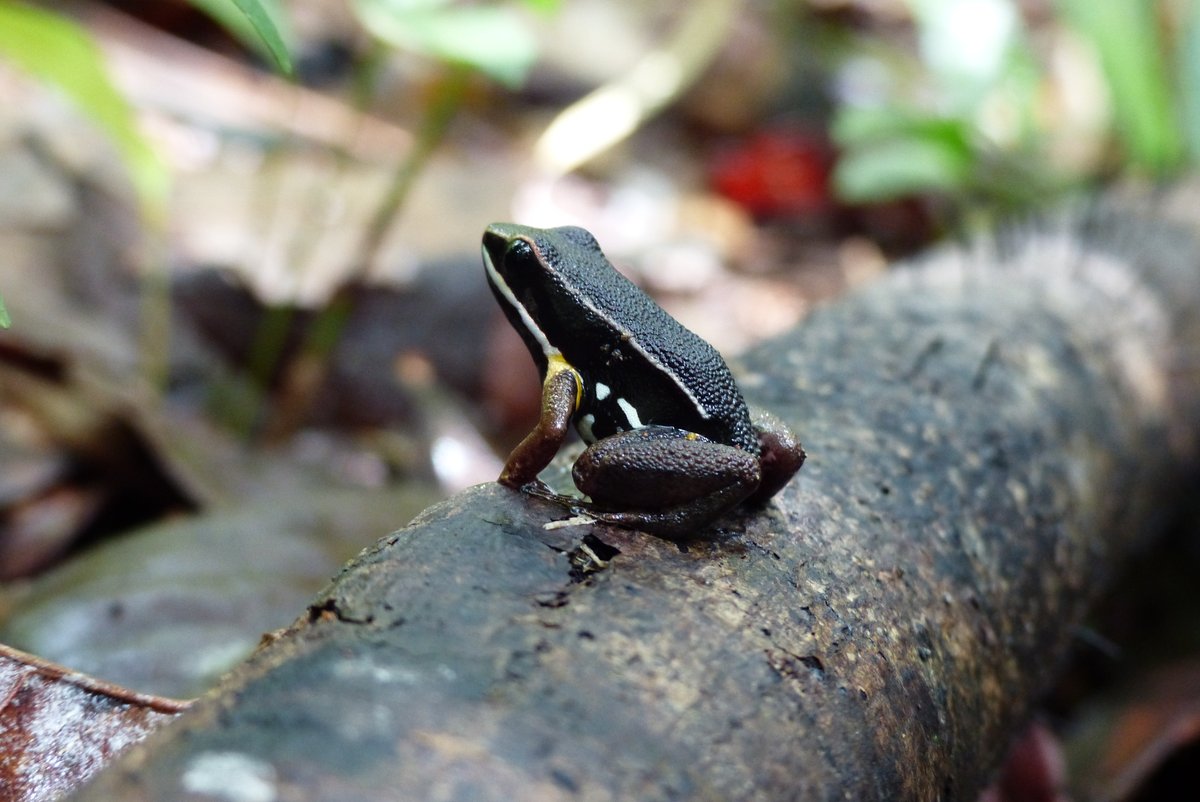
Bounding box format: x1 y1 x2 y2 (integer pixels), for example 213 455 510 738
571 426 760 539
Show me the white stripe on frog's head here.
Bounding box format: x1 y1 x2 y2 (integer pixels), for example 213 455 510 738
482 245 560 362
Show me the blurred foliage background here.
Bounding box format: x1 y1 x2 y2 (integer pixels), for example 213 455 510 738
1 2 1200 797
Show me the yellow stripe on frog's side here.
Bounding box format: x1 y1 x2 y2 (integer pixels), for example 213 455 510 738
546 352 584 411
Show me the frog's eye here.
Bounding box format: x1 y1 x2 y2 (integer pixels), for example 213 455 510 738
506 238 534 263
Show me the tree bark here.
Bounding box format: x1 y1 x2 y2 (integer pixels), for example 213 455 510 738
73 193 1200 801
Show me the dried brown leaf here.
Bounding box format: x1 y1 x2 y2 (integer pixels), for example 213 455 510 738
0 643 188 802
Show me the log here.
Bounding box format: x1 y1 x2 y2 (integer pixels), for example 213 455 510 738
73 193 1200 801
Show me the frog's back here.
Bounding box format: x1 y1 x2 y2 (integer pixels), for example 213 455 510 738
543 227 758 453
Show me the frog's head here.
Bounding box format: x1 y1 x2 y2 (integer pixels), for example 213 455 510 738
482 222 601 373
482 223 602 287
482 223 545 292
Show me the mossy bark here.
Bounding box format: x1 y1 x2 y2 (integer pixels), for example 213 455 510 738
74 194 1200 801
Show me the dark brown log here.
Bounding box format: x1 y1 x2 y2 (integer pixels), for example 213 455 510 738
72 194 1200 801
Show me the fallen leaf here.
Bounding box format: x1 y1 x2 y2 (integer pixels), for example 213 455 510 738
0 643 188 802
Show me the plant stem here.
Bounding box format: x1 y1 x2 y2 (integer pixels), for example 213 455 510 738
138 223 172 394
354 64 471 275
262 64 471 439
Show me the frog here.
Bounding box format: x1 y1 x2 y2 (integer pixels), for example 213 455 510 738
482 222 805 538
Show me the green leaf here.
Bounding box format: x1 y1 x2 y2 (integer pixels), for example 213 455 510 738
354 0 537 87
520 0 561 12
832 105 973 152
832 106 977 201
185 0 293 76
1054 0 1182 174
834 136 974 202
0 1 167 217
1180 0 1200 163
0 296 10 329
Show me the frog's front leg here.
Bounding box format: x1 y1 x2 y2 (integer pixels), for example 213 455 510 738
571 426 762 538
499 364 580 489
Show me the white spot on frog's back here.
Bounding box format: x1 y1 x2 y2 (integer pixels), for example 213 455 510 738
182 752 277 802
594 382 611 400
616 398 644 429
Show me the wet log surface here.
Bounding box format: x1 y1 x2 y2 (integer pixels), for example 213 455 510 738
74 194 1200 801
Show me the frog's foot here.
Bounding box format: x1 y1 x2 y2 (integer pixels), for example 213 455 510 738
506 472 746 539
505 478 582 509
577 496 744 540
503 477 552 496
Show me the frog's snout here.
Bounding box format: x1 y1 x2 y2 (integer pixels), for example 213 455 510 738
482 225 512 269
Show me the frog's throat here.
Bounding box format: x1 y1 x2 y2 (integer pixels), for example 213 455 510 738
482 245 561 364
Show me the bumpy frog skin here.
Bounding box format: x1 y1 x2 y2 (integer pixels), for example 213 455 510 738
483 223 804 538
